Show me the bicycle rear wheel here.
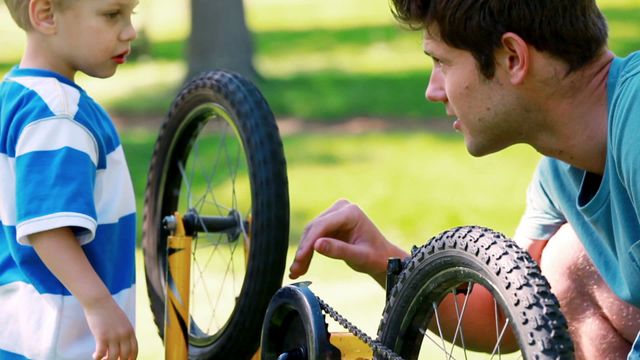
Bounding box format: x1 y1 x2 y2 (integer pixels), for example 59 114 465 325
143 71 289 359
377 226 574 360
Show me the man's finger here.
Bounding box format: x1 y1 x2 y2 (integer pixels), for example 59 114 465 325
315 237 367 265
290 205 358 277
295 199 353 259
315 199 351 219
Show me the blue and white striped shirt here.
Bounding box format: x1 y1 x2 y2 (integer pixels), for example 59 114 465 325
0 67 136 359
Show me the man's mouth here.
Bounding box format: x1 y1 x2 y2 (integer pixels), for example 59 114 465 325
453 119 462 132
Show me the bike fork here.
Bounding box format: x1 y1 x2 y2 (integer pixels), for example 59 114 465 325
164 212 192 360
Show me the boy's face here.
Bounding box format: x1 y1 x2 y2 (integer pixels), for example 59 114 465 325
49 0 138 80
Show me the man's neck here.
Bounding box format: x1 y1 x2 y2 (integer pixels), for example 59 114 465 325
529 51 614 174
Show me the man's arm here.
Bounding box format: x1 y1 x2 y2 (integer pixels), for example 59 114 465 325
512 234 549 265
29 227 138 360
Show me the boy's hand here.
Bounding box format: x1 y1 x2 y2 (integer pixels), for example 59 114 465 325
84 296 138 360
289 199 408 286
29 228 138 359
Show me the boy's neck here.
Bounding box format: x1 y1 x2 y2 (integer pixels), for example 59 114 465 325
21 34 77 81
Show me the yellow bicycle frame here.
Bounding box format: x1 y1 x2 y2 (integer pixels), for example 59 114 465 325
164 212 191 360
162 212 372 359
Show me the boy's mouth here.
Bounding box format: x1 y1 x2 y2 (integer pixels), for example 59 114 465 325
112 51 129 64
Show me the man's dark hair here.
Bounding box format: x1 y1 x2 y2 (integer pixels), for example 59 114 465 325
390 0 608 78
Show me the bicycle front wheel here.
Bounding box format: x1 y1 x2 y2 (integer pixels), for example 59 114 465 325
377 226 574 360
143 71 290 359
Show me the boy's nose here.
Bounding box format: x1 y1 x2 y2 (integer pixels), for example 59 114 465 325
425 68 447 103
121 23 137 42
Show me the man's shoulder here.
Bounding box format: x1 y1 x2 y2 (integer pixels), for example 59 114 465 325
537 156 574 176
615 51 640 84
535 157 584 190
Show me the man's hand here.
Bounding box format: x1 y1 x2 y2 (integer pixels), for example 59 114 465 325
289 199 408 286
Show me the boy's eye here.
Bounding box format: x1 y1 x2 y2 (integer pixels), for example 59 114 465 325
105 11 120 19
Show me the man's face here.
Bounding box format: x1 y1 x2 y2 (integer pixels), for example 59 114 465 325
422 28 523 157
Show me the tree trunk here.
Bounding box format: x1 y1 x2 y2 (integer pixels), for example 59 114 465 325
186 0 256 82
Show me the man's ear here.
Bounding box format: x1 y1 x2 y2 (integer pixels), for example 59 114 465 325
29 0 57 34
497 32 530 85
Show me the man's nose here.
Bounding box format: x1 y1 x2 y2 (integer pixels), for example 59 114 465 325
425 68 446 103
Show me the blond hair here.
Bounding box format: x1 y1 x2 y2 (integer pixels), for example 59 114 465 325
4 0 69 31
4 0 31 30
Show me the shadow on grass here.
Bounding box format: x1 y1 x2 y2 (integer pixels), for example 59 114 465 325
255 24 411 55
106 68 444 120
106 85 179 117
132 24 410 63
258 70 443 120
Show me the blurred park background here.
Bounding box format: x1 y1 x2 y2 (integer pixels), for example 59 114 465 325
2 0 639 358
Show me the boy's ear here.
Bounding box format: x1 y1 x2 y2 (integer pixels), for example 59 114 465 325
497 32 530 85
29 0 57 34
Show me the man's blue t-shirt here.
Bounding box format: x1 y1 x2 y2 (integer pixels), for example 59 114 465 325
0 68 136 359
516 51 640 308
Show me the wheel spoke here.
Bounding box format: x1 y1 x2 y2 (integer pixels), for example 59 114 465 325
432 301 450 359
494 299 501 359
207 238 240 331
191 236 220 333
447 283 472 360
489 317 511 359
201 119 225 215
419 327 459 360
178 161 193 210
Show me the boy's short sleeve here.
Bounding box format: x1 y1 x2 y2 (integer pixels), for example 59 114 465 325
514 158 567 242
14 116 99 245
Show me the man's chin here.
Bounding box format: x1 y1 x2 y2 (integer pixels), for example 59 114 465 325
465 141 504 158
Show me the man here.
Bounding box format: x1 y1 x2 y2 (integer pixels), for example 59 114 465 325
289 0 640 358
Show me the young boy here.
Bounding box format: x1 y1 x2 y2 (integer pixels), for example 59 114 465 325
1 0 139 359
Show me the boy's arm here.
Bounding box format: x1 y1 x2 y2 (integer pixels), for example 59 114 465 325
29 227 138 360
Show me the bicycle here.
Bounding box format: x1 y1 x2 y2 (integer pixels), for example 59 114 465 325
142 70 290 359
143 70 574 360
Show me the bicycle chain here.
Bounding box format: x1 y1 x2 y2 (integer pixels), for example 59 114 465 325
315 295 404 360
